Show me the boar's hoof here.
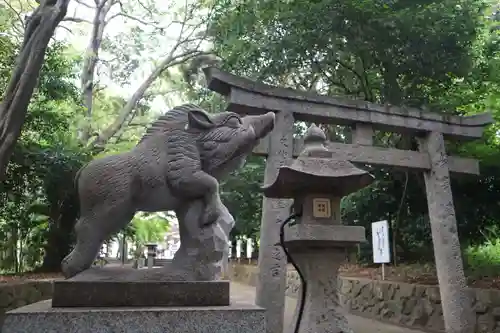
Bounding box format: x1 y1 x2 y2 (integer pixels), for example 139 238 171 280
200 205 219 227
61 253 86 279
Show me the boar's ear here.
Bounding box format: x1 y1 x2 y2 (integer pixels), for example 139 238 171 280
187 110 215 130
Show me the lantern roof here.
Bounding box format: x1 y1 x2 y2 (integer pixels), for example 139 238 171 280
262 124 374 198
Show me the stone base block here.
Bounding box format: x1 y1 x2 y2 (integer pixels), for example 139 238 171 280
2 299 265 333
64 266 208 282
52 280 229 307
52 266 230 307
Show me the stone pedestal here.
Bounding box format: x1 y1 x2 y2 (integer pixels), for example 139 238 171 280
284 225 365 333
2 266 264 333
50 266 229 307
52 280 229 307
287 250 352 333
2 299 265 333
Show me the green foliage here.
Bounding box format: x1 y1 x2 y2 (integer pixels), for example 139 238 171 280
0 21 16 91
206 0 500 268
210 0 488 107
465 241 500 277
0 22 89 272
464 226 500 277
127 212 172 258
220 156 265 241
87 91 154 157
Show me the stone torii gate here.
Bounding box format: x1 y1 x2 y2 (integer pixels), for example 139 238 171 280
204 67 493 333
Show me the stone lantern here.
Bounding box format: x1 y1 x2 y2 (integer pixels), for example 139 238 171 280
145 243 158 269
262 124 374 333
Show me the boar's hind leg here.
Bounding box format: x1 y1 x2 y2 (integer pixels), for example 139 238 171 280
61 206 135 278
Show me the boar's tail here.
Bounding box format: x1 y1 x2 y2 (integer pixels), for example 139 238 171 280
73 163 87 219
74 167 82 194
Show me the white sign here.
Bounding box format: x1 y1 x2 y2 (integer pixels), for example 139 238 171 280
372 220 391 263
246 239 253 259
236 239 242 258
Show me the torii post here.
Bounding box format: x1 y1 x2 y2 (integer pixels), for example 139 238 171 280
204 67 492 333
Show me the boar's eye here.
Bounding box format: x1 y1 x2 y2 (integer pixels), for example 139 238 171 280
224 115 242 128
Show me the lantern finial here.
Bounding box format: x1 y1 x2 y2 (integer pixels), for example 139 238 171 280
304 124 326 145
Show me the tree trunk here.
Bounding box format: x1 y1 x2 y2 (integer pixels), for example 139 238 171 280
0 0 70 180
38 195 79 272
38 228 73 272
79 0 115 142
381 60 403 106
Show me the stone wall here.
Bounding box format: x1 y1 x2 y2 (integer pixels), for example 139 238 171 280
229 263 500 333
0 281 53 329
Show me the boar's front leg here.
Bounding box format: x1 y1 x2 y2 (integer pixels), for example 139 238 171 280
169 167 221 226
186 170 221 226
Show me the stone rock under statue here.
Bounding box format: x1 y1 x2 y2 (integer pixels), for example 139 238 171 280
62 104 275 280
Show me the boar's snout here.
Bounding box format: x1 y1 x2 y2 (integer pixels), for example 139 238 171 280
244 112 275 139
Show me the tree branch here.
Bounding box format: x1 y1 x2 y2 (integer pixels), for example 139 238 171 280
63 17 92 23
2 0 24 27
105 12 161 28
136 0 152 15
144 88 181 98
75 0 95 9
89 50 212 150
1 0 25 38
111 120 150 144
335 57 371 100
86 0 213 150
57 23 74 34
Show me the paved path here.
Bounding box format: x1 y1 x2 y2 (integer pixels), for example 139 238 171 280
231 282 426 333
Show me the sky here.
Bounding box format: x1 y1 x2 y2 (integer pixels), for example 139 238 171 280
55 0 196 113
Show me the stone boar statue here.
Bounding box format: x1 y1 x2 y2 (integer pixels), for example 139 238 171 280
62 104 275 278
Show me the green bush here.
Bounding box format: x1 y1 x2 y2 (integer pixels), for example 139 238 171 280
464 227 500 277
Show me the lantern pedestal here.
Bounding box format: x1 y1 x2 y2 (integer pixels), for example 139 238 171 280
284 225 365 333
